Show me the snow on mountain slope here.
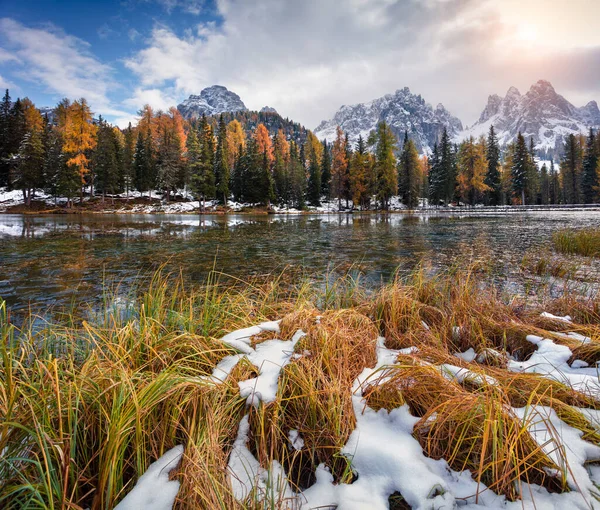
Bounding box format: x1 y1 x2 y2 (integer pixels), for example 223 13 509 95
314 87 463 154
177 85 248 120
460 80 600 157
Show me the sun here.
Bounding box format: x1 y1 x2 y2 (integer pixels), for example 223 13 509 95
517 24 538 43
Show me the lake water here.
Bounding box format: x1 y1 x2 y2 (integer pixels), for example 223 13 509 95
1 211 599 312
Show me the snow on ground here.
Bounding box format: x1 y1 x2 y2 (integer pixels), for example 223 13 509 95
508 334 600 398
114 445 184 510
117 318 600 509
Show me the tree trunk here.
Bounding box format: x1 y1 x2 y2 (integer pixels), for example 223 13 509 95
521 189 525 206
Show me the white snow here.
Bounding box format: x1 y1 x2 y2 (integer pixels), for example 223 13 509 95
541 312 573 323
114 445 184 510
508 335 600 398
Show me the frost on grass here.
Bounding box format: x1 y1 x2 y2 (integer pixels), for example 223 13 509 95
114 445 183 510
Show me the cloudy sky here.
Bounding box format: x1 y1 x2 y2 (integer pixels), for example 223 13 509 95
1 0 599 128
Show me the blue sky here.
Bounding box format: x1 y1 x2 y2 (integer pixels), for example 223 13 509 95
1 0 600 129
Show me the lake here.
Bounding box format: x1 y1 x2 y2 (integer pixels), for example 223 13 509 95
1 211 599 313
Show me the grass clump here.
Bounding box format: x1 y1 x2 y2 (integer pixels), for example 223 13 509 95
553 228 600 258
2 267 600 508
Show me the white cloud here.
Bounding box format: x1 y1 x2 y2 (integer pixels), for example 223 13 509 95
0 18 131 120
123 87 179 112
0 74 15 90
123 0 600 128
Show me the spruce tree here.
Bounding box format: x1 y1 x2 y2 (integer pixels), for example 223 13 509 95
525 137 539 204
94 120 120 200
511 132 528 204
428 142 442 206
349 135 370 209
540 163 549 205
549 159 560 204
561 134 582 204
43 128 66 202
306 143 322 206
398 132 420 209
0 89 12 188
582 128 598 203
320 139 331 199
122 123 135 197
373 121 397 209
157 124 183 202
484 125 501 205
14 128 45 205
214 115 229 205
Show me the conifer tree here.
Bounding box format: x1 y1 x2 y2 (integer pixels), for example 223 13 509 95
156 122 183 202
214 115 229 204
94 119 120 201
525 137 539 204
582 128 598 203
373 121 397 209
456 136 488 205
561 133 582 204
398 132 421 209
306 143 322 207
484 125 502 205
540 163 550 205
288 141 306 209
349 135 370 209
14 128 45 205
62 98 97 203
320 139 331 198
549 159 560 204
43 128 67 202
331 127 348 210
272 129 290 205
122 123 135 197
511 132 528 204
192 116 216 207
428 142 442 206
0 89 11 187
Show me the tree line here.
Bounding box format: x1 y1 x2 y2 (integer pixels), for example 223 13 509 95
1 89 599 209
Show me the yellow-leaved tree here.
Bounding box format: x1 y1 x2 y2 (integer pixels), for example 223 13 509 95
62 98 97 203
226 119 246 170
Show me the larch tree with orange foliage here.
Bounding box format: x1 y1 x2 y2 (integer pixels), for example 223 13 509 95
330 126 348 210
62 98 97 203
457 136 489 205
254 123 274 163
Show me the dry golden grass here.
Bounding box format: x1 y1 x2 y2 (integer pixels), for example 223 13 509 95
2 268 600 508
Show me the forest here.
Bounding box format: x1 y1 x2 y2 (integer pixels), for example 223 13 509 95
1 89 599 211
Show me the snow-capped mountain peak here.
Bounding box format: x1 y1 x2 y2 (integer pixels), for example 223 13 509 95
177 85 248 120
460 79 600 158
314 87 463 154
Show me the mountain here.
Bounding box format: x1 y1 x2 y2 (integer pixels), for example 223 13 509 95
177 85 248 120
313 87 463 154
260 106 278 114
461 80 600 158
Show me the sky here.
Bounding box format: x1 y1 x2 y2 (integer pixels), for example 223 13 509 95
1 0 599 129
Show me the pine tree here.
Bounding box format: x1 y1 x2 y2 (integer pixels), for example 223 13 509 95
561 133 582 204
511 132 528 204
122 123 135 197
133 130 155 195
525 137 539 204
428 142 442 206
582 128 598 203
272 129 290 205
320 140 331 199
484 125 502 205
14 128 45 205
288 141 306 209
398 132 421 208
94 119 120 201
331 127 348 210
549 159 560 204
540 163 550 205
306 142 322 206
192 116 216 207
214 115 229 205
156 122 183 202
373 121 397 209
43 128 67 202
0 89 12 187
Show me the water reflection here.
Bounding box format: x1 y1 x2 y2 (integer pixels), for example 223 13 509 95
1 211 600 312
